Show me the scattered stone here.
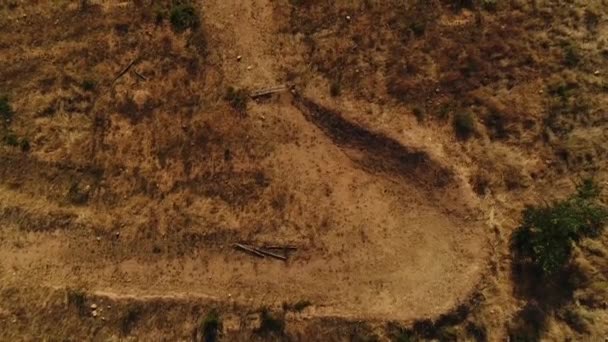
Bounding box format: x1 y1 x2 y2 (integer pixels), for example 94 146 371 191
91 304 98 309
594 70 600 75
346 15 351 21
92 310 98 317
247 65 253 71
237 55 242 62
96 236 101 242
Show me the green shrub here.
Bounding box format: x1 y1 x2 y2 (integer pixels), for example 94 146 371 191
66 288 87 316
82 79 96 91
413 106 426 123
512 179 608 275
19 138 30 152
256 309 285 336
200 310 221 342
0 96 13 122
4 133 18 146
170 4 200 32
481 0 498 11
453 112 475 139
224 87 248 113
563 44 581 68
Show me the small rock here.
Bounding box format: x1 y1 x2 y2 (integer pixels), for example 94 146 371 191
92 310 98 317
115 232 120 238
346 15 351 21
236 55 242 62
91 304 98 309
228 293 232 298
594 70 600 75
247 65 253 70
96 237 101 242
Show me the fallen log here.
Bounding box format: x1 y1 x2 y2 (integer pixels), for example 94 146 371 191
254 247 288 261
233 243 265 258
250 85 288 98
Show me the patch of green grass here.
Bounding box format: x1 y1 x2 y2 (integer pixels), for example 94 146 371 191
170 4 200 32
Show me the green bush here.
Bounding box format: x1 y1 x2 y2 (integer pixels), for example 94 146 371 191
170 4 200 32
512 179 608 275
481 0 498 11
453 112 475 139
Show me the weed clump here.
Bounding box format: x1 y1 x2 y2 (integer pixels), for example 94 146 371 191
170 4 200 32
453 112 475 139
0 96 13 122
224 87 249 113
512 179 608 275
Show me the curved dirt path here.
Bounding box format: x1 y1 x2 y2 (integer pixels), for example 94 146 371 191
0 0 490 324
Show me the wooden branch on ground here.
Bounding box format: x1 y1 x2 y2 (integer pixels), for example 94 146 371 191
132 69 147 81
250 85 288 99
262 245 298 250
254 247 288 261
233 243 265 258
112 55 140 84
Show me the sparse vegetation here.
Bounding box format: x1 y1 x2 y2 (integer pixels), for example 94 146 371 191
283 300 312 312
170 3 200 32
512 179 608 275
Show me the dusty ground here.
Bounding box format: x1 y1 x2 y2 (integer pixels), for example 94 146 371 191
0 0 607 341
